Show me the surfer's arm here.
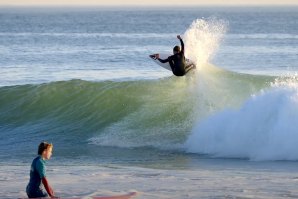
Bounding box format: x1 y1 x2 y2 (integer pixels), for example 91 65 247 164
177 35 184 53
155 54 170 63
42 177 55 198
157 57 169 63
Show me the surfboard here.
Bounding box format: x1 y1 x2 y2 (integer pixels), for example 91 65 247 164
20 192 137 199
149 53 196 72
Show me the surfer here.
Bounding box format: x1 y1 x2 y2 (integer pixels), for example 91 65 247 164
151 35 195 76
26 142 56 198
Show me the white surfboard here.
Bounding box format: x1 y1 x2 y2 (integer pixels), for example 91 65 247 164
149 53 196 72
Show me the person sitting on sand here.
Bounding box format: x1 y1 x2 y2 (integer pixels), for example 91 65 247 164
26 142 55 198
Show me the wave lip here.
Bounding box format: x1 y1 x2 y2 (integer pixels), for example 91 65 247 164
185 78 298 161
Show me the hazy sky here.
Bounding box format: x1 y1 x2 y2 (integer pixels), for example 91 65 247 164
0 0 298 6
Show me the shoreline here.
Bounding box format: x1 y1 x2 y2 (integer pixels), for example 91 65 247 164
1 164 298 199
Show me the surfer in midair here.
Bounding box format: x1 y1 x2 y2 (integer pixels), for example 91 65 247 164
150 35 195 76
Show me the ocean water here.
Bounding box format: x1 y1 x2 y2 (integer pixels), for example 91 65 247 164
1 6 298 199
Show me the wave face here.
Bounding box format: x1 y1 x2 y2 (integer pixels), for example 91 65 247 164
0 77 198 151
0 64 274 159
2 68 297 162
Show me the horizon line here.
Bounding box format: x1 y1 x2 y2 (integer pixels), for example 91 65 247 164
1 4 298 7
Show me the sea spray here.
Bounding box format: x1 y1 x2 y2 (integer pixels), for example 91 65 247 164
185 76 298 161
183 18 228 66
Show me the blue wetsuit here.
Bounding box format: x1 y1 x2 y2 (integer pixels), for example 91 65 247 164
26 156 48 198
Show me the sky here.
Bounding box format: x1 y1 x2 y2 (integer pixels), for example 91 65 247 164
0 0 297 6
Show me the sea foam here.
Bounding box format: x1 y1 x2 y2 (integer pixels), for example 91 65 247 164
185 76 298 161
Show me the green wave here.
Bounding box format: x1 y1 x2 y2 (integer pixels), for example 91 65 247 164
0 64 274 148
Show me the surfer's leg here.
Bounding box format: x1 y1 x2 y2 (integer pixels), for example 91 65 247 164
27 187 48 198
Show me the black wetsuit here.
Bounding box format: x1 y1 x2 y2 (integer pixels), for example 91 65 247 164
158 38 187 76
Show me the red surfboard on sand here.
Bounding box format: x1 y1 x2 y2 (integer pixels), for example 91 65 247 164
20 192 137 199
